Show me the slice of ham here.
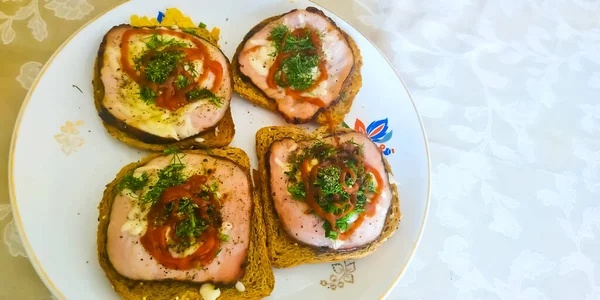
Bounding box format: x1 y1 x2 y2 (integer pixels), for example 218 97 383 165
238 8 354 123
268 132 393 250
106 154 251 283
98 25 232 141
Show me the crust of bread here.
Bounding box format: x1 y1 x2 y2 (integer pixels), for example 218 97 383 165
97 148 274 299
255 126 401 268
93 25 234 151
231 7 363 125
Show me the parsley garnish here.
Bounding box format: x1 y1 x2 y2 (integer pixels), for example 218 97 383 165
269 24 288 51
269 25 316 52
323 221 339 240
186 88 223 107
219 233 229 242
335 213 354 232
269 25 320 90
164 146 180 156
145 50 184 84
198 22 207 29
139 85 157 103
141 150 186 204
275 53 319 91
175 74 190 89
117 172 149 192
315 166 348 199
142 163 186 204
175 213 208 239
72 84 83 93
145 34 187 51
282 30 315 52
185 62 198 77
182 28 199 37
287 181 306 200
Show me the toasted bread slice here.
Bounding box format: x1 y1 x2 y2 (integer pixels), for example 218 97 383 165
97 148 274 299
93 26 234 151
232 7 363 125
255 126 401 268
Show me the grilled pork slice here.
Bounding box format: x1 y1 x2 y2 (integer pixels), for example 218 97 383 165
268 131 393 250
238 8 356 123
97 25 232 143
106 152 251 283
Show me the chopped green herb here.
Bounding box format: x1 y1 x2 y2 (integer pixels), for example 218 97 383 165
144 50 184 84
175 214 208 239
366 174 376 193
182 28 199 37
282 30 315 52
142 163 186 204
198 22 207 29
335 212 355 232
176 198 197 216
355 192 367 213
314 166 347 199
139 85 157 103
287 182 306 200
323 221 339 240
117 172 149 192
145 34 187 51
72 85 83 93
275 53 319 91
175 74 190 89
284 141 327 180
186 88 223 107
219 233 229 242
185 62 198 76
164 146 180 156
315 145 336 161
269 24 289 50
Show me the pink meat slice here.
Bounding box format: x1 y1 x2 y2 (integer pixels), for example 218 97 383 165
100 25 232 140
269 132 393 249
238 9 354 122
106 154 251 283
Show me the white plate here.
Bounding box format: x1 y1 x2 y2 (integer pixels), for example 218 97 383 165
9 0 430 299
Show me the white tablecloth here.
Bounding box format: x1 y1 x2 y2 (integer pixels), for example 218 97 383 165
348 0 600 299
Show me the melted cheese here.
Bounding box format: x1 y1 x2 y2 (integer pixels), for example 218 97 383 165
247 44 276 77
120 203 148 236
221 221 233 235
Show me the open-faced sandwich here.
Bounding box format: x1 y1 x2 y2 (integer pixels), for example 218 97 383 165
255 126 401 268
232 7 363 125
97 148 274 299
93 17 234 151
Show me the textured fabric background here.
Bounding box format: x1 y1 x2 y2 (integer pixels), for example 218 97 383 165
1 0 598 299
